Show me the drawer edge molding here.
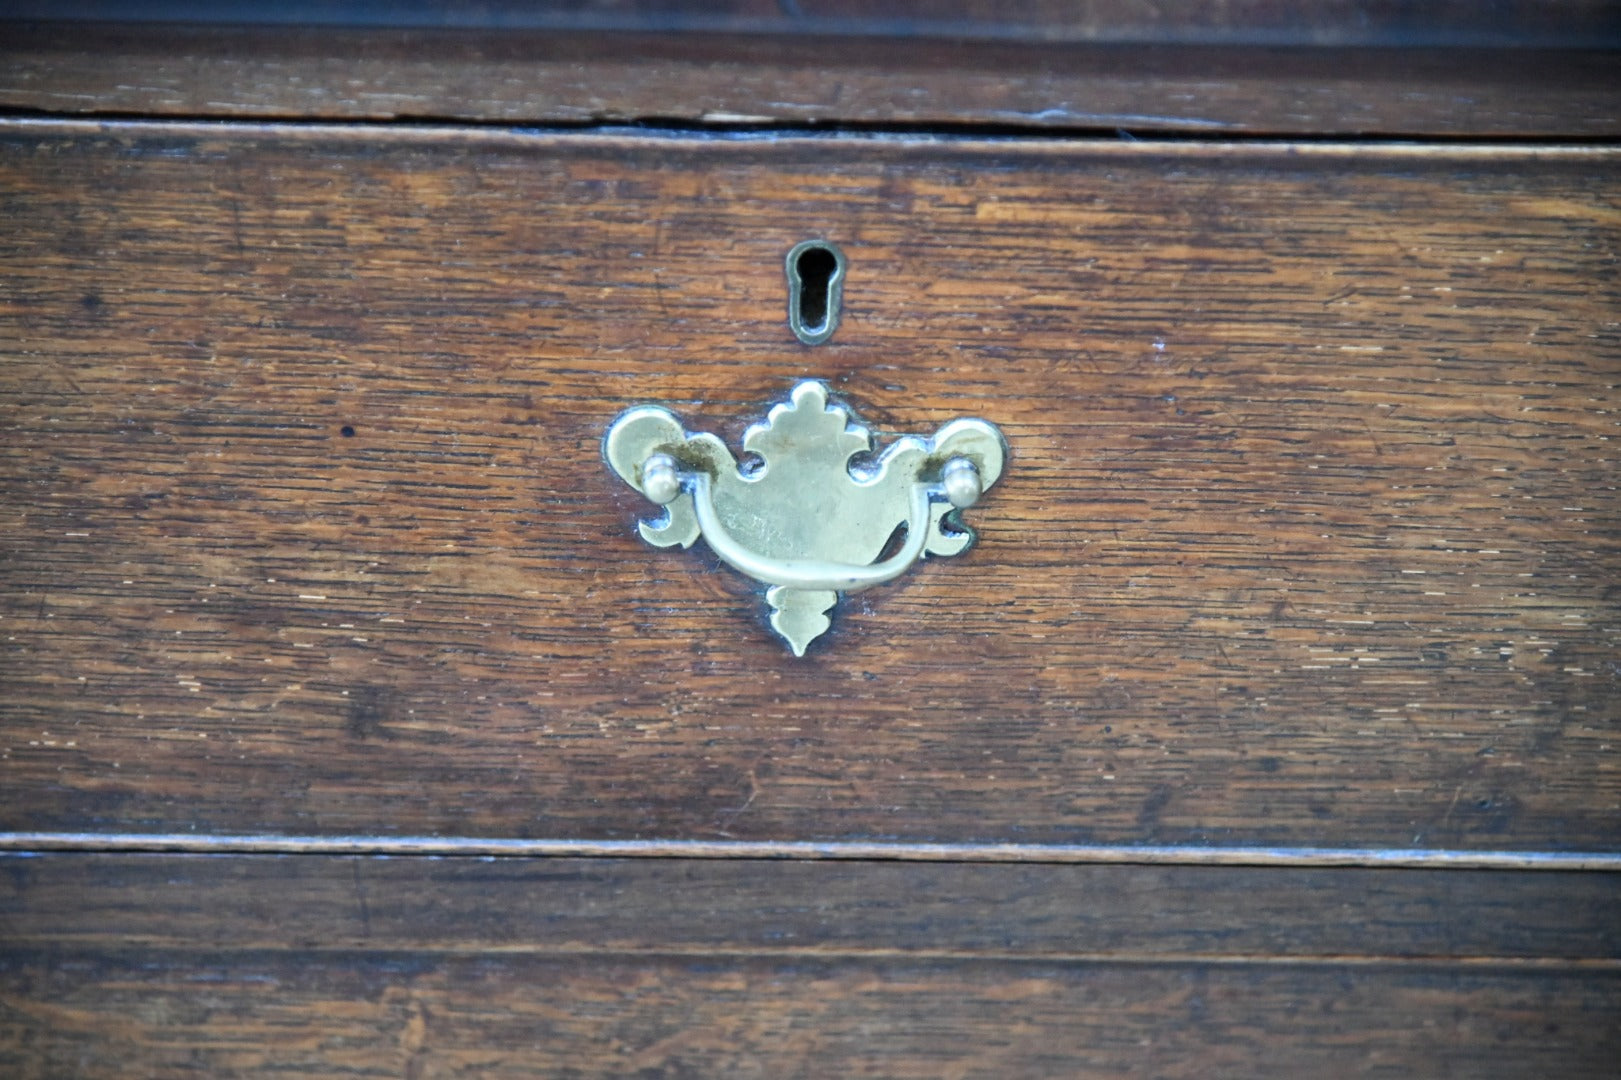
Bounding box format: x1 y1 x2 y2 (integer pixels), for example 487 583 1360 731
3 832 1620 870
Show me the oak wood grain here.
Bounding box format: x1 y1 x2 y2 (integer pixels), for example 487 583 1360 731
3 25 1618 137
6 853 1617 960
3 948 1616 1079
1 122 1618 851
5 852 1616 1077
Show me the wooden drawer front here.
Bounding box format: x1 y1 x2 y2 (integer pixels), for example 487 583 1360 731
2 122 1618 853
4 106 1621 1076
1 854 1617 1078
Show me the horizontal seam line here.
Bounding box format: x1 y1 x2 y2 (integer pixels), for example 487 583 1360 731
4 834 1619 870
1 115 1620 154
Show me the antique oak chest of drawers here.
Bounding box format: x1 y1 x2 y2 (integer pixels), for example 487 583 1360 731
2 6 1619 1077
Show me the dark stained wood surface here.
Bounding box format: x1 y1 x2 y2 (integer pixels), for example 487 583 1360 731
3 950 1616 1078
3 35 1619 1072
3 25 1619 137
2 121 1618 851
7 854 1619 960
0 852 1616 1078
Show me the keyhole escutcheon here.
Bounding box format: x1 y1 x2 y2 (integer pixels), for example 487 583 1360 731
786 240 846 345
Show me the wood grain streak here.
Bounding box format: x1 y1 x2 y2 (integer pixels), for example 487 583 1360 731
1 123 1617 851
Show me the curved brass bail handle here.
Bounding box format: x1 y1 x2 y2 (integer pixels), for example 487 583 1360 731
688 470 935 593
603 380 1004 654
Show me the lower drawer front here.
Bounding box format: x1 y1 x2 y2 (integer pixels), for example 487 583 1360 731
9 947 1615 1078
2 854 1618 1077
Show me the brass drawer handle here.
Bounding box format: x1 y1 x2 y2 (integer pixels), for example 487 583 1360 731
683 461 936 592
605 381 1005 655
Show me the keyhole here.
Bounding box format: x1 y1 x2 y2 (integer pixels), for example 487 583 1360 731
786 240 845 345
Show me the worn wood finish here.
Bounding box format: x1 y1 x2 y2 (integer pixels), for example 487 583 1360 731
2 122 1618 850
1 948 1615 1079
4 853 1619 960
4 25 1619 137
3 24 1619 1072
2 852 1615 1075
